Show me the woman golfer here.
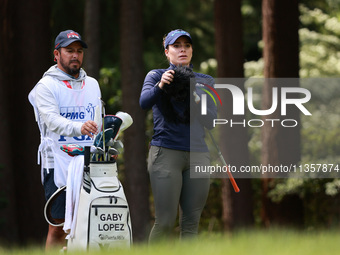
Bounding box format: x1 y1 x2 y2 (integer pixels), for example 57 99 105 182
140 29 217 241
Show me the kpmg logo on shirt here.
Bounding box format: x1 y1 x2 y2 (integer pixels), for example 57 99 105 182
58 103 96 143
60 106 86 120
60 103 96 120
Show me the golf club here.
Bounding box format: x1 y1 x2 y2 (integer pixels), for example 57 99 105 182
207 130 240 193
100 99 106 159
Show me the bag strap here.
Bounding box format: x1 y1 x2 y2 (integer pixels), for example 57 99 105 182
44 185 66 227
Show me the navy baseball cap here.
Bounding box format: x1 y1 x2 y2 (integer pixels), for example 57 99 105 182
54 30 88 49
164 29 192 49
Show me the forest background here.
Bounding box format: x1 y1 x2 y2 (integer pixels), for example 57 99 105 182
1 0 340 246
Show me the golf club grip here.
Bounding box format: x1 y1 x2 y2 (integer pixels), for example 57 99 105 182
226 168 240 193
84 146 90 166
220 154 240 192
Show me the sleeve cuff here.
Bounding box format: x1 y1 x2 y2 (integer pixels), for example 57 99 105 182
75 122 84 136
154 82 163 93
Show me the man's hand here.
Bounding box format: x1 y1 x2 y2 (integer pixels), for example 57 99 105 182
81 120 99 138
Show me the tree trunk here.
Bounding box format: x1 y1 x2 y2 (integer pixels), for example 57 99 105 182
0 0 50 245
84 0 100 79
261 0 303 227
0 1 18 242
120 0 150 242
214 0 253 230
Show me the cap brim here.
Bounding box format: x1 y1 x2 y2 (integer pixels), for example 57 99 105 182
166 35 192 48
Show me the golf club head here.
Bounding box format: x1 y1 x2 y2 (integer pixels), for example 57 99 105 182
113 140 124 153
108 147 119 156
115 112 133 132
90 146 105 162
94 147 104 154
106 138 115 147
104 115 123 140
93 128 114 148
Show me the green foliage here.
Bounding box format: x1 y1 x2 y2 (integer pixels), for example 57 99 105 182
267 79 340 225
268 178 340 227
98 67 122 115
325 178 340 195
244 6 340 154
199 58 217 77
299 5 340 77
243 5 340 78
301 102 340 161
241 4 340 228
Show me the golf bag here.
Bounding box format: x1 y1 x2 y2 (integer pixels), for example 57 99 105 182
66 112 133 251
44 111 133 251
67 158 132 251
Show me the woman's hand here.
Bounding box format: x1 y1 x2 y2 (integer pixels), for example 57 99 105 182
159 70 175 89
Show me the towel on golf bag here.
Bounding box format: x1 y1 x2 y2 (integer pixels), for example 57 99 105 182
63 155 84 238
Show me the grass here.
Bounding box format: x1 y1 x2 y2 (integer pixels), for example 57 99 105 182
1 228 340 255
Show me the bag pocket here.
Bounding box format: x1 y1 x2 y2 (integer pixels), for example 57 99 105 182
87 196 132 250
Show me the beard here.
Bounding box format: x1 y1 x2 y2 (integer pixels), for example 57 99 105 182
60 56 81 76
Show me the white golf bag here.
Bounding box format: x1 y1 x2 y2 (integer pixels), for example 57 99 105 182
68 112 133 251
67 160 132 251
44 111 133 251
